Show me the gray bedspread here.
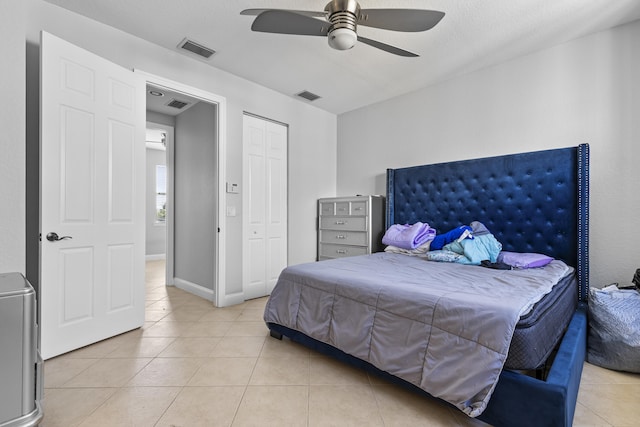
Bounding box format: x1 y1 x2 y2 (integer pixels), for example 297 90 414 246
264 252 573 417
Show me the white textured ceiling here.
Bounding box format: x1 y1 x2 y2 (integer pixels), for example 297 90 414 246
44 0 640 114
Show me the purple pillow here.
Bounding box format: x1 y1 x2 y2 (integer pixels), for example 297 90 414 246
497 251 553 268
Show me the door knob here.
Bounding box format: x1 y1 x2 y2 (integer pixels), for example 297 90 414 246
46 232 72 242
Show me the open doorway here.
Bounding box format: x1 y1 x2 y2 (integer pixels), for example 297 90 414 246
141 74 227 306
144 120 172 288
144 123 170 261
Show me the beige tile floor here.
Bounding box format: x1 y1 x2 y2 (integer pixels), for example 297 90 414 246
41 260 640 426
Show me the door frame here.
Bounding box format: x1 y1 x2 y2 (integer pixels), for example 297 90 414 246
136 70 229 307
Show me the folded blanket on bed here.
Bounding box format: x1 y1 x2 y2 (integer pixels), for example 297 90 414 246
382 222 436 250
384 240 432 256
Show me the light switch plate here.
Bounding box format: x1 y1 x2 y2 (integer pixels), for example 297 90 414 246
226 182 239 193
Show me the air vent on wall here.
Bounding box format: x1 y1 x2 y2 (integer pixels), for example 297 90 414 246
166 99 190 109
295 90 321 102
178 38 216 59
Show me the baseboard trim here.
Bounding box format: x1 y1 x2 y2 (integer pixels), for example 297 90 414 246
173 278 214 302
219 291 245 307
145 254 166 261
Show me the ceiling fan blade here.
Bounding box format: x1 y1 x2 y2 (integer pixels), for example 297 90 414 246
357 36 418 57
358 9 445 32
251 10 329 36
241 9 327 18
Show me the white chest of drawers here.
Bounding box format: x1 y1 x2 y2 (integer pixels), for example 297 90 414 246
317 195 385 260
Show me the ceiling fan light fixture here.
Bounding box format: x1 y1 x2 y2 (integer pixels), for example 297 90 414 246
328 28 357 50
242 0 443 57
325 0 359 51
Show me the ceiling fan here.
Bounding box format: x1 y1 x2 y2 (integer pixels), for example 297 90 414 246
240 0 445 57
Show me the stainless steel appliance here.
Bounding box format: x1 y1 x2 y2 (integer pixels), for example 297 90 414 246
0 273 43 427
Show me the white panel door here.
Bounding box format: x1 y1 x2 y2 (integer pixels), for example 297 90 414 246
40 32 145 359
242 115 287 300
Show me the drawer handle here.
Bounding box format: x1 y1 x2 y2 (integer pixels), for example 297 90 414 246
336 249 348 254
336 235 346 239
354 207 363 211
335 221 347 225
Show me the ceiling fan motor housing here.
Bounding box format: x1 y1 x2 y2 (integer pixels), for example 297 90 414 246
325 0 360 50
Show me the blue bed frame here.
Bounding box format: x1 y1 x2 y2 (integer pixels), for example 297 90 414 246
269 144 589 426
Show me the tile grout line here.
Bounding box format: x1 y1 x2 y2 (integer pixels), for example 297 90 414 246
228 336 267 426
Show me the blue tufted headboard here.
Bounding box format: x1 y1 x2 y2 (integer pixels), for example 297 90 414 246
386 144 590 302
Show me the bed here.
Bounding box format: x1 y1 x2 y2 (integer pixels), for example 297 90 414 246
264 144 589 427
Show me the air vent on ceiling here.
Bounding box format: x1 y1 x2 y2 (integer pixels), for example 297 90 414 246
295 90 321 102
166 99 190 109
178 38 215 59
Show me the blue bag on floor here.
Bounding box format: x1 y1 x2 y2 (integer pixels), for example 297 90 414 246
587 286 640 373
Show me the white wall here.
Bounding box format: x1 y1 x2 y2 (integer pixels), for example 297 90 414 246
0 1 26 275
174 102 218 291
24 0 337 299
338 19 640 288
147 111 175 128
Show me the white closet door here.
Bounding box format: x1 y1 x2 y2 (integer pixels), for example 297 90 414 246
40 32 145 359
242 114 288 300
